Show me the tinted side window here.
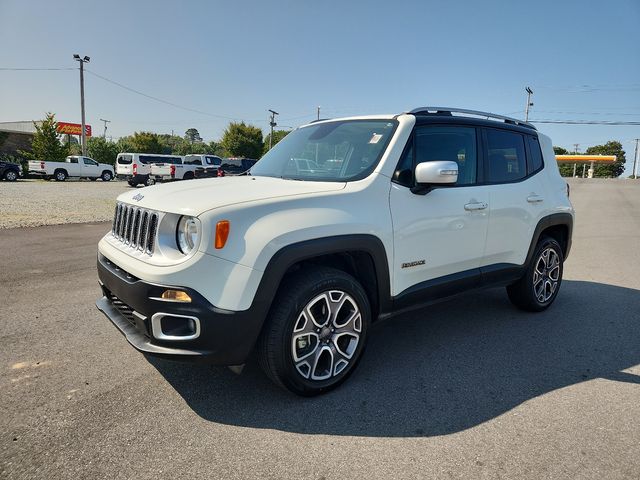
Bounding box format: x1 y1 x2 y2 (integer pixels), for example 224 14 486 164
117 155 132 164
527 136 544 174
486 129 527 183
415 126 477 186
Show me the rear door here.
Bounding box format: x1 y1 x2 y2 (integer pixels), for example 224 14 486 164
481 128 547 267
116 154 133 176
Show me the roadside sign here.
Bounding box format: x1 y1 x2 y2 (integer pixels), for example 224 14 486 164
57 122 92 137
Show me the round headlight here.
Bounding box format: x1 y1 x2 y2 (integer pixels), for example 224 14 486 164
176 216 200 254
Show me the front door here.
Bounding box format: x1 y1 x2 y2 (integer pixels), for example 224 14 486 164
389 125 490 297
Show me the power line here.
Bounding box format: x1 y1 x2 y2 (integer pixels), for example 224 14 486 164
84 68 243 121
530 119 640 126
0 67 76 71
531 110 640 116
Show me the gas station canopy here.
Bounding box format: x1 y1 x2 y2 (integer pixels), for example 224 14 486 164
555 155 616 162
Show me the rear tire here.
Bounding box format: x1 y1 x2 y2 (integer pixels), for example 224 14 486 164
54 170 67 182
507 236 564 312
184 172 194 180
258 266 371 396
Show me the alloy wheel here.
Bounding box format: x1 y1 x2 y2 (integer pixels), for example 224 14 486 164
291 290 362 381
533 247 560 303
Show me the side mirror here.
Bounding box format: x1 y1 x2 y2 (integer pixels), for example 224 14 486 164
412 161 458 195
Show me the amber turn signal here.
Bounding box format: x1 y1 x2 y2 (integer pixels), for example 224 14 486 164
215 220 230 249
160 289 192 303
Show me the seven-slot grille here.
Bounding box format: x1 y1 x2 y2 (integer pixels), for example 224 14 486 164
112 203 159 254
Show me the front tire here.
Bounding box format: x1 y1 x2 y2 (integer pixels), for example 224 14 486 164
101 171 112 181
3 170 18 181
507 236 564 312
258 267 371 396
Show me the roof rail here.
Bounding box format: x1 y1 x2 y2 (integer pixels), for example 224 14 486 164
408 106 536 130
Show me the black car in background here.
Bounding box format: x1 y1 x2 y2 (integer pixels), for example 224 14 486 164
0 161 21 181
194 157 258 178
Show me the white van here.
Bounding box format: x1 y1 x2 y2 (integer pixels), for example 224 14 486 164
115 153 184 187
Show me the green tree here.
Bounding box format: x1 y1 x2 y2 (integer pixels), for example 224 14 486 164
553 146 574 177
127 131 163 153
208 141 225 157
220 122 263 158
553 146 569 155
157 134 184 154
19 112 69 161
87 137 119 165
263 129 290 154
184 128 203 144
585 141 626 178
116 136 133 154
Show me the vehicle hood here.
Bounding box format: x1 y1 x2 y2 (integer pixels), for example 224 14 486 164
117 176 346 216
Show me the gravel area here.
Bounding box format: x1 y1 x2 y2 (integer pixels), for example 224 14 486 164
0 179 133 229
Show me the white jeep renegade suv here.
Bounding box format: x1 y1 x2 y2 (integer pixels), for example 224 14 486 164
96 107 574 396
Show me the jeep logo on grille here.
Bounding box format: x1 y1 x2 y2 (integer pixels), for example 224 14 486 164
132 193 144 202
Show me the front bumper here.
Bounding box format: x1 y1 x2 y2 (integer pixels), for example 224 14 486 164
95 253 265 364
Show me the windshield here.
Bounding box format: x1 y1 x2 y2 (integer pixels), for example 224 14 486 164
251 119 397 181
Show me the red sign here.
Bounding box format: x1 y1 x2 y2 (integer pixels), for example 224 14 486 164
57 122 92 137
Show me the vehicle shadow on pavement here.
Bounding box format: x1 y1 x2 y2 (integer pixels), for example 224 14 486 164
146 280 640 437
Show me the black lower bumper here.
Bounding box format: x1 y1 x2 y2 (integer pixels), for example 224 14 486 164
95 253 267 365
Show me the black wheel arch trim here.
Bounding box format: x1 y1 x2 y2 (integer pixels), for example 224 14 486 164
525 212 573 265
253 234 393 319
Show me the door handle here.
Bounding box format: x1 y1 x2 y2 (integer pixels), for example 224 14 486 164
464 202 488 211
526 195 544 203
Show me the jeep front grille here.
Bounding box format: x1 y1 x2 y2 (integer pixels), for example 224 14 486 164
111 202 159 254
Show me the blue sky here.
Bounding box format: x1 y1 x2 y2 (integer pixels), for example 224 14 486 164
1 0 639 169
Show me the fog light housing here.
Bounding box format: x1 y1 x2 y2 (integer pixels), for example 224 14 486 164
160 289 192 303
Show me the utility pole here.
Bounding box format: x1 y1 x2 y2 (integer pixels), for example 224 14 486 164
524 87 533 122
632 138 639 177
268 109 279 150
99 118 110 138
73 54 90 155
317 106 321 121
573 144 580 154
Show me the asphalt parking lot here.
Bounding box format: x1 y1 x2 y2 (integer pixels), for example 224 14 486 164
1 178 639 479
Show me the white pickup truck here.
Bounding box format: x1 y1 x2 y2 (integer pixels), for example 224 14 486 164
150 154 222 183
28 156 114 181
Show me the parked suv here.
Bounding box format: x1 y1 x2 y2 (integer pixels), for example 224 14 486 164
194 157 257 178
96 107 574 396
1 161 21 181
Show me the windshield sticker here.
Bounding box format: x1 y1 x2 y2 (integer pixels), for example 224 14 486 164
369 133 383 144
